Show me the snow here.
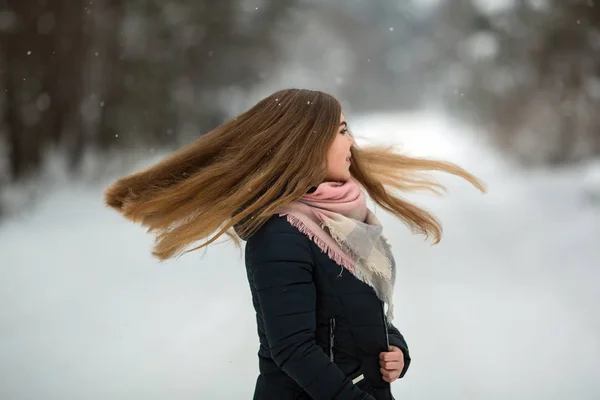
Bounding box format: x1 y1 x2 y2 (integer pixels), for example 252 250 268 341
1 111 599 399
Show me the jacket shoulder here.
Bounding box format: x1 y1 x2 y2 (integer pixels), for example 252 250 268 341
246 215 314 262
248 215 307 241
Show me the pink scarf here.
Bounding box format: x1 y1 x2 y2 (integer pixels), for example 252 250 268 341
276 179 397 321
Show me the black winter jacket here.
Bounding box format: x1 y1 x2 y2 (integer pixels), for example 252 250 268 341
243 215 411 400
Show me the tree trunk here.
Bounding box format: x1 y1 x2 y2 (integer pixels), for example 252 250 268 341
4 0 52 180
3 0 86 180
50 0 86 168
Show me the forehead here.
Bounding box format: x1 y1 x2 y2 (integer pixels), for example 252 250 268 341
340 112 346 122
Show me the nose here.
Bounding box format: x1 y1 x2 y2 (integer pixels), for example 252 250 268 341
348 134 356 146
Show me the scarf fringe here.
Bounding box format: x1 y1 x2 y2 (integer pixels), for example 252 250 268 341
325 220 393 281
281 214 356 274
386 303 394 323
278 208 396 321
284 213 395 321
363 258 393 280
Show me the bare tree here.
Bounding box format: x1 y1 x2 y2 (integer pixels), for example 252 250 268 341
1 0 299 182
2 0 86 180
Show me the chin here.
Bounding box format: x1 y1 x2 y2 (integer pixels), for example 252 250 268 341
325 170 352 183
337 174 352 183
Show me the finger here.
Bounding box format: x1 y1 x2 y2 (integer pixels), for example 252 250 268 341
383 352 402 362
379 362 395 371
380 368 397 383
381 367 398 379
384 361 404 371
379 360 404 369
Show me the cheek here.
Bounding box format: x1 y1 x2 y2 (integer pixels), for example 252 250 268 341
327 137 349 175
333 141 347 162
329 150 344 170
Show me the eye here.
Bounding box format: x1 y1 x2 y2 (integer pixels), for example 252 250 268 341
340 129 348 135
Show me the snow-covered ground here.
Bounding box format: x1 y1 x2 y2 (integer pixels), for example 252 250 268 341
1 111 599 400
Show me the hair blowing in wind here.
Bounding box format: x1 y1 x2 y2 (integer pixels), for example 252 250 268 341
104 89 486 261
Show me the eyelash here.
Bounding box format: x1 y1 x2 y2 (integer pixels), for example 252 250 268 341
340 129 348 135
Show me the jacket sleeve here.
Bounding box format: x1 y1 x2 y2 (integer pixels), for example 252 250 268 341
247 227 374 400
387 323 411 378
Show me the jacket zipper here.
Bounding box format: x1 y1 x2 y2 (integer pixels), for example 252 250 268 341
329 317 336 362
381 302 393 396
381 301 390 350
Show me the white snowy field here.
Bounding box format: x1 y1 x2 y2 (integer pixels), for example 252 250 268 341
1 111 599 400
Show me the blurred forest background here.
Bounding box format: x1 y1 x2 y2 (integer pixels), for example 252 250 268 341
0 0 599 202
2 2 600 398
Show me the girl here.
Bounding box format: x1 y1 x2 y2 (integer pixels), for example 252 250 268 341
105 88 485 399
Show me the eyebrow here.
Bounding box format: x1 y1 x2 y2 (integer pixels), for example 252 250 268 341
339 121 348 129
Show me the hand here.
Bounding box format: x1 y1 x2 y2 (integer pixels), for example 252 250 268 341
379 345 405 383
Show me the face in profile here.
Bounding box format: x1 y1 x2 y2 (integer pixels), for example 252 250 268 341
325 113 355 182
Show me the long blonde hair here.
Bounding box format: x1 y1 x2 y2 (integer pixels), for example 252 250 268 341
104 88 486 260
